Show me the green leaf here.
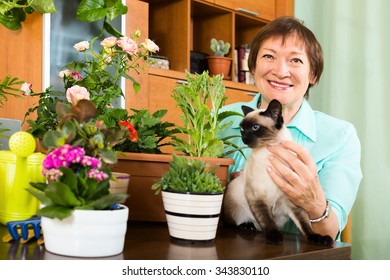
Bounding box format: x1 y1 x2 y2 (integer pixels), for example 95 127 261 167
31 0 57 13
93 193 128 210
25 188 53 206
59 168 79 195
98 148 118 164
44 182 80 207
37 205 73 220
76 0 107 22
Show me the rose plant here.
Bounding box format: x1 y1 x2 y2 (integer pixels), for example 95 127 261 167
27 99 136 219
24 28 159 139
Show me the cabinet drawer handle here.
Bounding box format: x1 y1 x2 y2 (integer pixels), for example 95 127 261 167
176 79 188 85
236 8 259 17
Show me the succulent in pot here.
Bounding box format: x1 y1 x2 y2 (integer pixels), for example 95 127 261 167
152 154 224 194
152 154 225 241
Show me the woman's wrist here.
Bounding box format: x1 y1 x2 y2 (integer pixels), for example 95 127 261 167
309 200 331 223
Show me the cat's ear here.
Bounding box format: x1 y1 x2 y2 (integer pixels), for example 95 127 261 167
242 105 254 116
264 99 284 129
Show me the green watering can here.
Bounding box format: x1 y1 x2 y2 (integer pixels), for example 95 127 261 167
0 132 45 225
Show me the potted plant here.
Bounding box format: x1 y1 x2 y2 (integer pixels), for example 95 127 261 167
110 70 244 222
23 28 160 142
152 154 224 242
26 99 133 257
207 38 232 80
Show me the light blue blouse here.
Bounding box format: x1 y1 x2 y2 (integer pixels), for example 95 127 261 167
219 94 363 237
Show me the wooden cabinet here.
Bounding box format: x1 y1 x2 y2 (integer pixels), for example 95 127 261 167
139 0 293 125
215 0 276 21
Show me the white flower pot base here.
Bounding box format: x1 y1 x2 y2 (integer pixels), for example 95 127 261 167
41 205 128 258
162 191 223 242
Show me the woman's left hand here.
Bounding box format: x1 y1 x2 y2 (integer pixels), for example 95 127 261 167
266 140 327 220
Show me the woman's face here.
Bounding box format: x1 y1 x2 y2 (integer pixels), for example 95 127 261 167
253 35 315 112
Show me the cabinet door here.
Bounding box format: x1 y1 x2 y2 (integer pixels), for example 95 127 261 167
125 0 149 110
148 74 184 126
215 0 276 21
224 86 257 105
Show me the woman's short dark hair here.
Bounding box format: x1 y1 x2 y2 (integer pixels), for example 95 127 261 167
248 16 323 97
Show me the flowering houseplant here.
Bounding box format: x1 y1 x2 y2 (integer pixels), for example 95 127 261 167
24 29 160 141
26 99 135 220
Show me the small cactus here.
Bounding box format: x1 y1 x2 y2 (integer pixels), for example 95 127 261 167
210 38 231 56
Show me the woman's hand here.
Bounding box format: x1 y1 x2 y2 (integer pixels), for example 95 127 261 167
266 140 326 219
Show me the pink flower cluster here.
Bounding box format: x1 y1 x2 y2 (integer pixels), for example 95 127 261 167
42 144 108 182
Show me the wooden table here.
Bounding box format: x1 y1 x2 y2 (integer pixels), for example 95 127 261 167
0 222 351 260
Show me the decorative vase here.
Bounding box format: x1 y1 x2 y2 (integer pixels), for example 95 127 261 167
41 205 129 258
111 153 234 222
109 172 130 203
162 190 224 242
207 56 232 80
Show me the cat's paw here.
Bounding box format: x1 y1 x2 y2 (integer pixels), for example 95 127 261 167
238 222 258 232
265 230 283 245
307 234 334 246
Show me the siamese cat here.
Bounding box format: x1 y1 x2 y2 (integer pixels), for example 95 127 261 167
223 99 333 246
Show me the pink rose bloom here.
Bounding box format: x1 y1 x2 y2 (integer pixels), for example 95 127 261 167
20 82 32 96
142 39 159 53
58 69 73 78
117 36 138 55
101 36 117 48
66 85 90 104
73 40 90 52
71 71 83 81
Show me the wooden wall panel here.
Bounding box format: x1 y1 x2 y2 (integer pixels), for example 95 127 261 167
0 13 43 130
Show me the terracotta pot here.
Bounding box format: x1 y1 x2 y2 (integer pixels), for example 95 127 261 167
207 56 232 80
110 153 234 222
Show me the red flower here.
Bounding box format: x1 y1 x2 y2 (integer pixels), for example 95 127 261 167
119 121 138 142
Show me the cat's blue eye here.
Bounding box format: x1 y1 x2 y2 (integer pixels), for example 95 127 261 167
252 124 260 131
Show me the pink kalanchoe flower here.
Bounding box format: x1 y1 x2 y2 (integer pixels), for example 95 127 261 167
73 40 90 52
66 85 90 104
81 156 102 169
101 36 117 48
117 36 138 55
87 169 109 182
20 82 32 96
141 39 159 53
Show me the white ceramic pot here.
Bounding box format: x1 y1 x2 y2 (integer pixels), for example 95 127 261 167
162 190 223 242
41 205 129 258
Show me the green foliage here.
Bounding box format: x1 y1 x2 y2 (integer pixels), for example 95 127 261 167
0 0 56 30
0 75 23 107
42 99 128 164
27 164 127 220
99 108 179 154
24 87 64 141
171 70 244 158
210 38 231 56
0 0 126 33
152 154 223 194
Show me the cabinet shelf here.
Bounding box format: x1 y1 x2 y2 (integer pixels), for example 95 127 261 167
144 0 275 84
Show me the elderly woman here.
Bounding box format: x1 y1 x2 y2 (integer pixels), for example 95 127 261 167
219 16 362 240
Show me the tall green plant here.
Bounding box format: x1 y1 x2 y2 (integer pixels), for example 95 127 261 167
171 70 243 158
